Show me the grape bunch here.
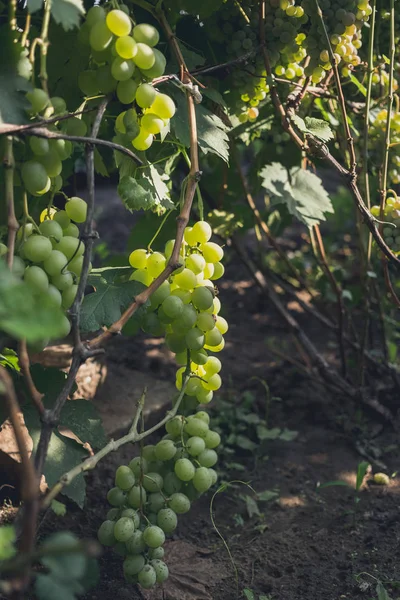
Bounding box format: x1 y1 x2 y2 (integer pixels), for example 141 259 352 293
2 198 90 347
98 411 221 589
128 220 228 405
79 6 175 151
371 197 400 254
368 109 400 186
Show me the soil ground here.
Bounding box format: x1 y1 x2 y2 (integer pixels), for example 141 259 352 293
2 250 400 600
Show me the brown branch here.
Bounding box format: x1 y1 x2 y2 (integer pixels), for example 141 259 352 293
18 340 44 416
0 106 99 135
4 137 19 268
88 9 200 350
0 367 39 592
3 125 143 166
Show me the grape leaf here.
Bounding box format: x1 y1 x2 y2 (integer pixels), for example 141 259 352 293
51 499 67 516
118 165 174 213
0 525 16 560
376 582 391 600
51 0 85 30
169 46 205 72
0 260 69 342
291 114 333 142
80 266 148 332
0 27 31 125
59 400 107 450
259 162 334 227
27 0 44 13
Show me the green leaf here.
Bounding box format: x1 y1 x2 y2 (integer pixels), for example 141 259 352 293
51 499 67 517
206 209 243 239
118 166 174 213
59 400 107 450
257 489 279 502
0 525 16 560
24 408 86 507
291 114 334 142
318 480 351 490
260 162 334 227
356 461 370 491
27 0 44 12
243 589 256 600
243 495 260 518
80 266 148 332
256 426 281 440
376 582 391 600
349 74 367 97
0 260 68 342
0 349 20 371
0 27 31 125
35 574 78 600
235 435 258 451
169 46 205 72
279 428 298 442
41 532 87 581
94 148 109 177
50 0 85 30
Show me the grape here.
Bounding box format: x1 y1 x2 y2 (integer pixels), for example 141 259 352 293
186 436 206 457
123 554 145 577
143 525 165 548
114 516 135 542
17 223 34 244
97 520 116 546
186 254 206 274
89 21 113 51
162 295 184 319
209 468 218 485
174 458 195 481
107 487 126 506
172 305 198 333
52 271 74 291
117 79 138 104
184 417 209 438
48 284 62 307
150 280 170 308
69 255 88 277
196 312 215 332
11 256 25 277
141 113 165 135
194 410 210 424
21 161 50 196
115 35 137 59
157 508 177 533
43 251 68 276
78 70 99 96
165 416 184 438
150 559 169 583
138 564 157 589
115 465 136 490
129 456 148 477
56 236 84 261
143 472 163 492
211 262 224 280
107 508 120 520
192 287 214 310
65 198 87 223
192 221 212 244
128 485 147 508
147 252 166 277
215 315 228 334
111 57 135 81
140 48 166 78
133 23 159 47
163 472 182 495
174 268 197 290
63 116 87 136
185 327 205 351
168 492 191 514
126 530 146 554
204 430 221 449
130 268 152 286
38 153 62 178
142 445 156 461
24 266 49 292
148 492 166 513
196 388 213 404
191 349 208 365
26 88 49 113
193 467 213 493
151 93 176 119
30 136 49 156
154 439 177 461
23 235 52 263
132 129 153 151
39 220 63 242
202 373 222 391
198 449 218 468
96 64 117 92
205 327 223 348
106 10 131 36
136 83 156 108
201 242 223 263
53 210 71 229
133 43 155 69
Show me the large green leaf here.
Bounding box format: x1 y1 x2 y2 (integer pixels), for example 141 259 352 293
59 400 107 450
259 162 334 227
0 525 16 560
118 165 174 213
28 0 84 30
80 267 148 332
0 27 31 125
0 260 68 343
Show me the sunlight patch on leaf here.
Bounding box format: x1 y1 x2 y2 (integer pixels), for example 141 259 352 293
291 114 334 142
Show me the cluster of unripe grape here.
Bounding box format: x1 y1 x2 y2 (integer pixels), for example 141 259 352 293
369 109 400 186
129 221 228 405
97 411 220 589
371 196 400 254
79 5 176 151
2 198 90 345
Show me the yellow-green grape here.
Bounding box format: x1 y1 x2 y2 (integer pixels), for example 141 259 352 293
140 48 167 79
133 23 160 47
132 129 153 151
129 248 148 269
136 83 156 108
147 252 166 277
130 269 153 286
133 43 155 70
141 113 165 134
106 10 132 37
115 35 137 59
89 21 113 52
111 57 135 81
151 93 176 119
117 79 138 104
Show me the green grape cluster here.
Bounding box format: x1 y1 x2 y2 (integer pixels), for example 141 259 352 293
79 5 175 151
129 221 228 405
369 108 400 186
371 197 400 254
2 199 90 348
97 411 221 589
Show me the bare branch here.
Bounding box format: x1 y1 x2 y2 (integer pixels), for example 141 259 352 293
18 340 45 416
4 137 19 268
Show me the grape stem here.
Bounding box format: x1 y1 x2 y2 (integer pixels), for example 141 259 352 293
0 367 40 593
0 106 102 135
4 137 19 269
87 7 200 349
41 377 190 509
